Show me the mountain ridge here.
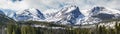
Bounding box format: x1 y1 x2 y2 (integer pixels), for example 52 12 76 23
0 5 120 26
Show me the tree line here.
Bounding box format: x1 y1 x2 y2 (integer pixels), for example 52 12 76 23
5 21 120 34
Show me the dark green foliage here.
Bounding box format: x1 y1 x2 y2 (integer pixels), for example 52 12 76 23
21 25 36 34
4 20 120 34
6 22 21 34
0 14 16 28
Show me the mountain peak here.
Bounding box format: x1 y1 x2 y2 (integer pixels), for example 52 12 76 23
54 5 84 25
91 6 105 13
64 5 77 8
59 5 83 18
60 5 78 14
15 8 45 21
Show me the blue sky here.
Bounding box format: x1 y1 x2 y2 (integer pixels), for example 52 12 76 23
0 0 120 11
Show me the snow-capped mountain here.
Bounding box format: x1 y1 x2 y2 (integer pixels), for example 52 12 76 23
0 9 15 23
76 6 120 25
15 8 45 21
0 5 120 26
0 9 16 19
90 7 120 20
52 5 84 25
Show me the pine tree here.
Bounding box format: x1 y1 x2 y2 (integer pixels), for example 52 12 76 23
6 24 13 34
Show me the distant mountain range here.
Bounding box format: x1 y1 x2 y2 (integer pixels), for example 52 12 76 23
0 10 15 24
0 5 120 25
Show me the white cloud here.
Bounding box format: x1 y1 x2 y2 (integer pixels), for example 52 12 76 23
0 0 30 10
0 0 120 11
